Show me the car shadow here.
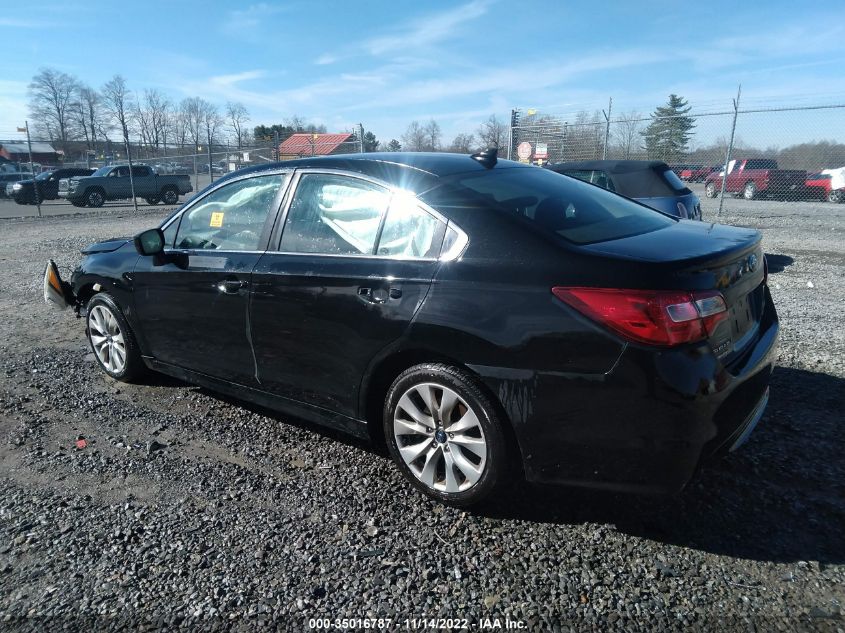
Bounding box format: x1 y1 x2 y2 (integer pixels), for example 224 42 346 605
162 364 843 564
478 365 845 565
765 253 795 273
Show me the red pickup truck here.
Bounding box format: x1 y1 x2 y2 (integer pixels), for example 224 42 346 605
704 158 806 200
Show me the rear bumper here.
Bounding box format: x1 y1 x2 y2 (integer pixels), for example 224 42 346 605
476 286 779 494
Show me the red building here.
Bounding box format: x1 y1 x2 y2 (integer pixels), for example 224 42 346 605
278 133 355 160
0 141 59 165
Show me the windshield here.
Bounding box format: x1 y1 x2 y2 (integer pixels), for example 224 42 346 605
90 166 111 177
422 167 674 245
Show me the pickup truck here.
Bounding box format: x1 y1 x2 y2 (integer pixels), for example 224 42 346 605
58 164 193 207
704 158 806 200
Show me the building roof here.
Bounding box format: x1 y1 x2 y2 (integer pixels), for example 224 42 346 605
278 133 354 156
0 141 58 154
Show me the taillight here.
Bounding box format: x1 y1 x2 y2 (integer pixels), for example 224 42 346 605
551 287 728 347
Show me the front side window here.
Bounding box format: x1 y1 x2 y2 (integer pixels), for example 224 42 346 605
280 174 390 255
174 174 284 251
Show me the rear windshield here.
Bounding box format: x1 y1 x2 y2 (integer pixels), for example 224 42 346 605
611 165 691 198
422 167 674 245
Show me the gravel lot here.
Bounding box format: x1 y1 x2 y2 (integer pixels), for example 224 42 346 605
0 186 843 632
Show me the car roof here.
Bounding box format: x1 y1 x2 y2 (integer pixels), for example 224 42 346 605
213 152 532 194
548 159 669 174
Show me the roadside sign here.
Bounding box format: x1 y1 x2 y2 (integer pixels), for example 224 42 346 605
517 142 532 160
535 143 548 159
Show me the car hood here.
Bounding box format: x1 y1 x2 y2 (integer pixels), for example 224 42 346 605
81 238 130 254
578 220 760 265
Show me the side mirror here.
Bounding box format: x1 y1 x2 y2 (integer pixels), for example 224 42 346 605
134 228 165 256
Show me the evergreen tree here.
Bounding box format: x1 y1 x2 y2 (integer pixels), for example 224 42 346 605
386 139 402 152
641 94 695 163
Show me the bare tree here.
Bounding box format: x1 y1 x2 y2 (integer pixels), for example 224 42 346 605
477 114 507 149
612 110 644 160
423 120 442 151
101 75 137 210
70 84 101 153
28 68 79 153
402 121 427 152
203 103 225 147
448 133 476 153
226 102 250 149
180 97 206 154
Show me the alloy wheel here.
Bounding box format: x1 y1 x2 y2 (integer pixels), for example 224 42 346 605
392 382 487 493
88 305 127 374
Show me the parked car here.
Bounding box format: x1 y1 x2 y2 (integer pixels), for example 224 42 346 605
704 158 806 200
547 160 702 220
43 151 777 505
198 163 224 174
8 168 95 204
58 164 193 207
805 167 845 203
0 172 34 198
672 163 709 182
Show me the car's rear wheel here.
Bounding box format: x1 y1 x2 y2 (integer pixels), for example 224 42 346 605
86 189 105 208
828 190 843 203
384 364 509 506
743 181 757 200
704 182 717 198
162 187 179 205
86 293 144 382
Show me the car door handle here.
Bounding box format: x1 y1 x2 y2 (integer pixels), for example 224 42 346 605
358 286 400 304
217 279 248 294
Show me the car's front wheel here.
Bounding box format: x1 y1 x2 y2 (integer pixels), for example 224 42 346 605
384 364 509 506
828 190 843 203
743 181 757 200
704 182 718 198
86 189 105 208
86 293 144 382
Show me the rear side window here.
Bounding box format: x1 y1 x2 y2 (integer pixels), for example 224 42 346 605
377 193 446 258
745 159 777 170
423 167 674 245
611 165 690 197
280 174 390 255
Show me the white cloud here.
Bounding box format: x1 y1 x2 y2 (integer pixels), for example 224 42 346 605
222 3 288 36
315 54 337 65
365 0 491 56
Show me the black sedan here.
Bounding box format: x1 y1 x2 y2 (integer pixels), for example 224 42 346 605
44 151 778 505
9 167 94 204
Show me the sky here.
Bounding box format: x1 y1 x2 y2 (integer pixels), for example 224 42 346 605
2 0 845 148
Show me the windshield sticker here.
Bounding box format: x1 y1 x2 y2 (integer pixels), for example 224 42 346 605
210 212 224 228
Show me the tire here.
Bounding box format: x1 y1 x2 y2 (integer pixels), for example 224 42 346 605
144 196 160 205
704 182 718 198
85 189 105 208
383 363 509 506
743 181 757 200
161 187 179 205
828 190 843 204
86 293 145 382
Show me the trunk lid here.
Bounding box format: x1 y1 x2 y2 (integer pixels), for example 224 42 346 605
578 220 766 360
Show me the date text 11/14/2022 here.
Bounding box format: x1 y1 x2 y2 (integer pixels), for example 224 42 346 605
307 617 527 629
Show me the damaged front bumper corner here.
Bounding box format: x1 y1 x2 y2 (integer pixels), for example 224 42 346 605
43 259 75 311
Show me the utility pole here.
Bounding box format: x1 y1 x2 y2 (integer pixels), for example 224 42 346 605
359 123 365 153
718 85 742 217
24 121 41 218
602 97 613 160
124 136 138 213
207 121 214 184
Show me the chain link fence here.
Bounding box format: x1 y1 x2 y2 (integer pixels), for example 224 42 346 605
507 98 845 206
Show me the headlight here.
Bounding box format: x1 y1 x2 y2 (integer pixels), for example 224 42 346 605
12 183 22 190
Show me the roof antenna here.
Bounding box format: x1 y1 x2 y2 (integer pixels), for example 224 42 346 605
470 146 498 168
